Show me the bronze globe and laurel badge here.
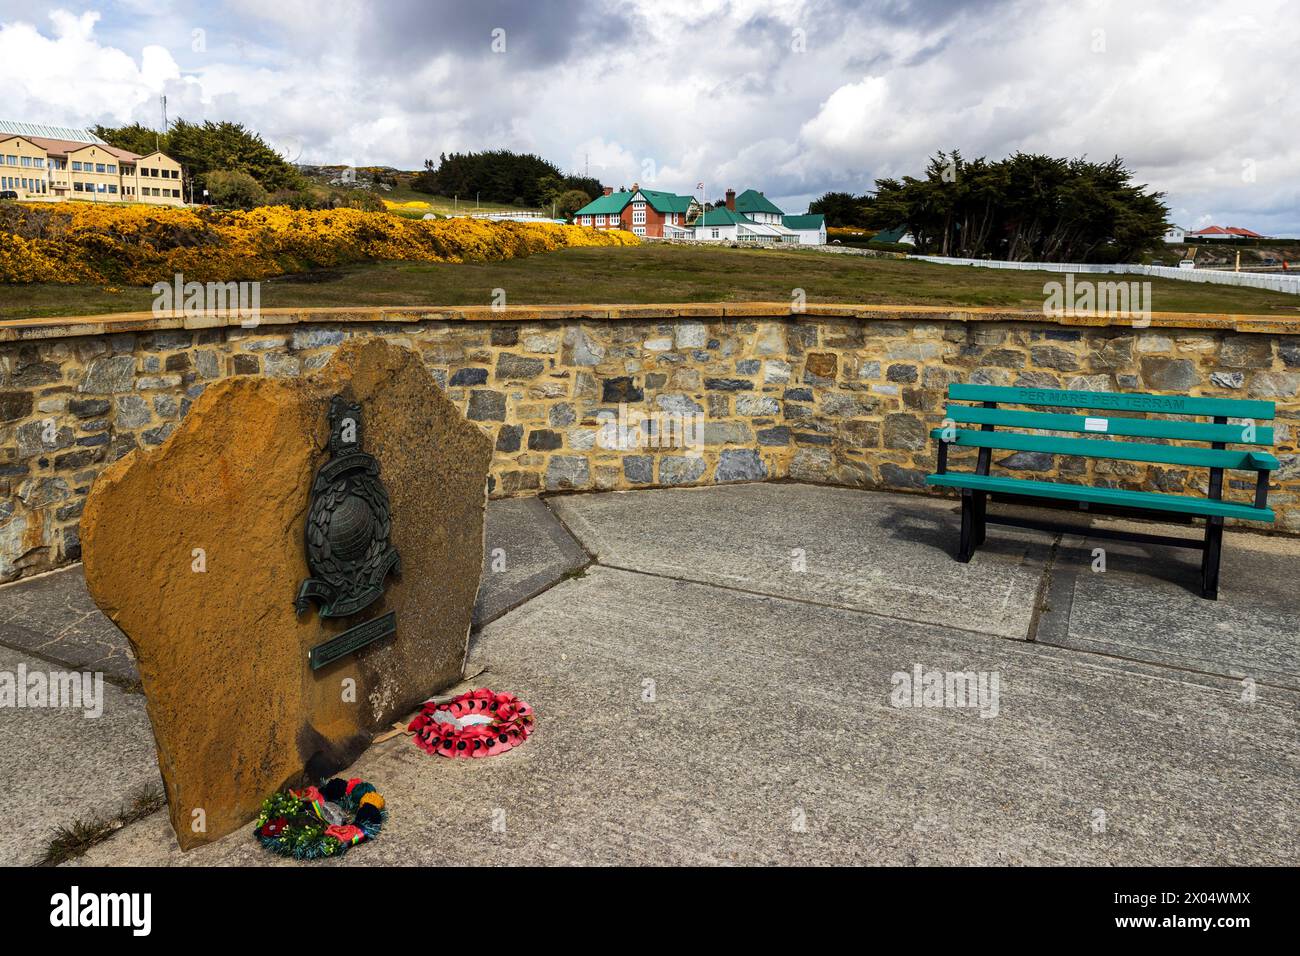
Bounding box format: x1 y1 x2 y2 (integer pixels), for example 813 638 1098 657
297 396 401 669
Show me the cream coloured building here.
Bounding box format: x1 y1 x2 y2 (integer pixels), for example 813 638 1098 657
0 124 185 206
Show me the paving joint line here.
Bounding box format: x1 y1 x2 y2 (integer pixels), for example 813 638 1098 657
589 558 1299 693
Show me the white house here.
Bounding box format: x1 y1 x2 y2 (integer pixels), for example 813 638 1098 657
782 213 827 245
732 188 784 225
728 187 827 244
1164 225 1186 243
691 207 770 242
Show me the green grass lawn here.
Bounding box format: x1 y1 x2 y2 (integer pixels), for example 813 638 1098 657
3 245 1297 321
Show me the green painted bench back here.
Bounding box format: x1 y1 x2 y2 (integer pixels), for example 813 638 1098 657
937 384 1277 473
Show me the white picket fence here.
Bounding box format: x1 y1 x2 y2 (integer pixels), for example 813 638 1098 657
909 255 1300 295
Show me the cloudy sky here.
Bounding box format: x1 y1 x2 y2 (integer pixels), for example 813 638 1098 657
1 0 1297 234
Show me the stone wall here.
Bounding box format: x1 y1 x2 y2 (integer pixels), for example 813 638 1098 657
3 304 1299 581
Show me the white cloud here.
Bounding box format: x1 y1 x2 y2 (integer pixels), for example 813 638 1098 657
0 10 179 125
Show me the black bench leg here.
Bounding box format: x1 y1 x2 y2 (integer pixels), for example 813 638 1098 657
974 491 988 546
957 491 975 563
1200 519 1223 600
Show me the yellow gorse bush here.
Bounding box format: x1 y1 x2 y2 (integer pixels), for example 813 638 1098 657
0 203 638 285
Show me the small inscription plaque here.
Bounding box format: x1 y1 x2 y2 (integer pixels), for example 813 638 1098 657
309 612 397 671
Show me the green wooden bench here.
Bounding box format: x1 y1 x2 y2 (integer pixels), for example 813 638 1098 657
925 384 1277 599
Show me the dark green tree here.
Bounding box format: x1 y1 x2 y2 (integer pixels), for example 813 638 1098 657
412 150 601 207
95 120 301 192
91 123 165 157
808 191 871 227
555 189 595 219
201 169 269 210
862 149 1168 262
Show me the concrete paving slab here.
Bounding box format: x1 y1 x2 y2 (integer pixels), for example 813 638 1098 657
0 566 137 682
473 497 589 630
549 483 1051 640
0 646 161 866
71 566 1298 867
1037 526 1300 690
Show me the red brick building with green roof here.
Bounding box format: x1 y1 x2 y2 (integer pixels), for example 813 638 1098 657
573 185 700 237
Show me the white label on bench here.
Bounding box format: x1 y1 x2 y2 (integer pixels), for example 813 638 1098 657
1084 417 1109 433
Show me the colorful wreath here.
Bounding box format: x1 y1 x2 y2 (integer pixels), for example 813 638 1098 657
408 688 535 758
253 777 386 860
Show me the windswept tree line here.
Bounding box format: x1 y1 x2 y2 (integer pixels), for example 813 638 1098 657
94 120 301 191
811 150 1169 263
92 120 384 211
413 150 602 214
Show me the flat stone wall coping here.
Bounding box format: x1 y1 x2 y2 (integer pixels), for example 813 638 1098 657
4 302 1300 342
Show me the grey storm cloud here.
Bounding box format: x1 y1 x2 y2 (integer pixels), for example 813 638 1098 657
346 0 635 72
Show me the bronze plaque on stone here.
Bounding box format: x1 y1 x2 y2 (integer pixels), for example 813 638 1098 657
296 396 401 621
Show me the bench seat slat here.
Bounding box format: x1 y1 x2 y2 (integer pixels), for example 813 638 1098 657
930 427 1280 471
945 404 1274 446
925 473 1273 522
949 384 1275 420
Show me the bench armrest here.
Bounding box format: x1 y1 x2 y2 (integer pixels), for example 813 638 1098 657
1245 452 1280 471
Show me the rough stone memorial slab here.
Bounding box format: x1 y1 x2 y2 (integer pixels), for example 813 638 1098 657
82 340 492 849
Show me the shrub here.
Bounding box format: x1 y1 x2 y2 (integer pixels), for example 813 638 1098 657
202 170 270 210
0 203 639 284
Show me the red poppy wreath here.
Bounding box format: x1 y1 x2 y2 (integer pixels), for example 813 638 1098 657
408 688 535 758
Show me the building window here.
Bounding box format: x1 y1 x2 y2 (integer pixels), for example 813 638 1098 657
108 184 118 194
6 155 17 166
107 164 117 174
595 215 605 226
95 163 106 173
632 202 646 225
633 226 645 236
711 229 720 238
71 161 82 171
20 156 32 167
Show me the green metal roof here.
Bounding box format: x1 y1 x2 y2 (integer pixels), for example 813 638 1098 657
638 188 695 214
696 207 756 226
733 189 784 216
574 187 697 218
573 191 633 216
872 225 911 243
782 214 824 230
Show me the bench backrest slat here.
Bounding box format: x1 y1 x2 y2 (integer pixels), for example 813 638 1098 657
945 404 1274 446
932 428 1278 471
949 384 1275 421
